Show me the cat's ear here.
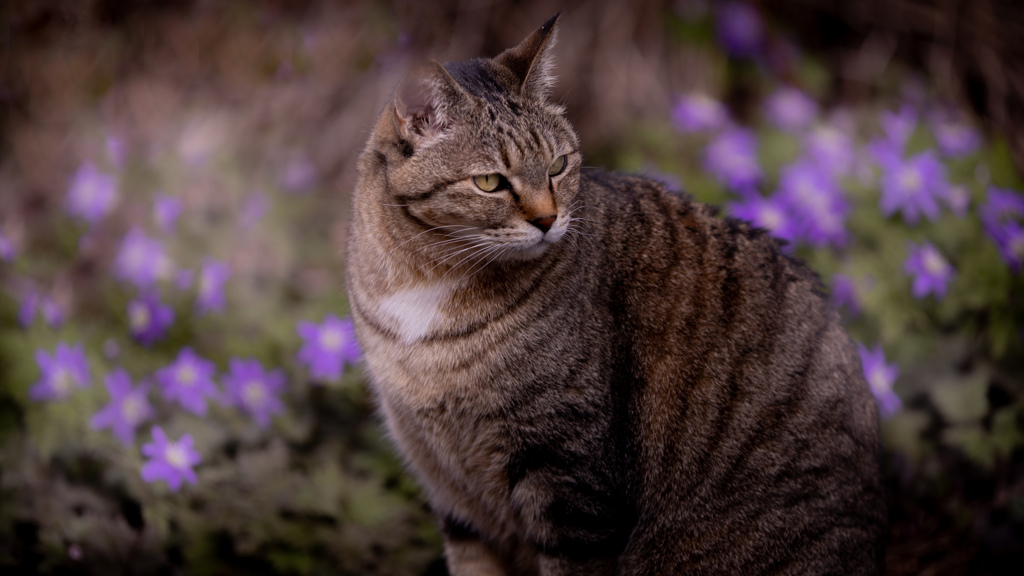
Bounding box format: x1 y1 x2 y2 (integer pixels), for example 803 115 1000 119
392 60 466 149
495 13 560 100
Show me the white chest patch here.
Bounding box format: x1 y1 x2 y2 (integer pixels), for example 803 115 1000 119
377 283 453 344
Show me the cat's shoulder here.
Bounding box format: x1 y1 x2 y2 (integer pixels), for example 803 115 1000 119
579 165 824 290
579 165 742 229
581 166 690 199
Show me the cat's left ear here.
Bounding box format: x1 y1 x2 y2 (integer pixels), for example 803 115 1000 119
495 13 560 100
393 60 467 150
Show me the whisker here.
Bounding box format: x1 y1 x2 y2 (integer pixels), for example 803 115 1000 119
385 224 473 258
566 200 595 212
462 245 510 282
567 225 598 238
425 239 495 275
446 243 505 282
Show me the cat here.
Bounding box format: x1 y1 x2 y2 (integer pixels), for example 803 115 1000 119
346 14 887 576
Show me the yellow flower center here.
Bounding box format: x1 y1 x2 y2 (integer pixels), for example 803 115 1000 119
178 364 196 386
80 180 97 203
125 243 147 273
52 369 74 396
1011 236 1024 260
692 96 719 118
899 167 922 194
129 303 150 331
761 206 783 231
165 442 190 469
922 249 948 276
795 178 827 211
243 380 266 408
121 396 145 424
816 127 840 151
319 326 343 351
868 366 889 393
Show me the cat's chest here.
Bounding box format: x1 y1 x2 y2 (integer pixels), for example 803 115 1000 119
375 282 455 344
359 279 506 407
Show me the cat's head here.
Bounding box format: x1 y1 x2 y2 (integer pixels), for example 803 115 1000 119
364 14 581 264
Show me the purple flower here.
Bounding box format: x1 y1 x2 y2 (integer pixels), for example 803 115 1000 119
764 87 817 132
156 347 219 415
866 137 901 170
280 156 317 193
0 230 14 261
715 2 763 58
141 426 201 491
944 185 971 217
831 274 861 316
223 358 285 428
175 269 194 290
982 188 1024 271
879 150 948 224
904 241 955 299
18 290 38 328
880 105 917 151
672 94 729 134
128 293 174 346
18 292 64 329
857 343 901 419
991 223 1024 273
154 193 182 233
196 259 230 314
103 338 120 360
66 162 118 223
980 187 1024 232
90 369 154 445
727 192 798 245
704 128 762 191
29 342 90 401
115 228 170 288
40 297 64 329
805 125 855 177
106 135 126 168
297 315 361 382
239 192 268 230
931 112 981 158
776 161 849 247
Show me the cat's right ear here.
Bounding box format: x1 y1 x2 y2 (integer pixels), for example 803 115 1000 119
392 61 465 152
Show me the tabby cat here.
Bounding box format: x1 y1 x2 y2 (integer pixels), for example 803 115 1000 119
346 14 886 575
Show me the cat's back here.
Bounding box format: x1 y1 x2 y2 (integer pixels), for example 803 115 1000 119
576 169 886 573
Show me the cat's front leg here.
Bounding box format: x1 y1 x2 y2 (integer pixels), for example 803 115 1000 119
440 515 510 576
443 537 508 576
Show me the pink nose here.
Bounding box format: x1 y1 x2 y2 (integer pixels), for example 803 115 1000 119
529 215 557 233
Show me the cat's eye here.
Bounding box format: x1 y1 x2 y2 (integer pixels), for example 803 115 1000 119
548 155 567 177
473 173 505 192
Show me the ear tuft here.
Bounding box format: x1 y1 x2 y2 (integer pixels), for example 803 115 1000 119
393 61 465 150
495 13 560 100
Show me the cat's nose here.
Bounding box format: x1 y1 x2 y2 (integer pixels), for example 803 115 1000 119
529 215 557 233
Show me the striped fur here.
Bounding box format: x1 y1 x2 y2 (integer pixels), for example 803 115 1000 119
346 15 886 575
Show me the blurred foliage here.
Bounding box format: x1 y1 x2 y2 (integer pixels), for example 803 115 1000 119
0 1 1023 575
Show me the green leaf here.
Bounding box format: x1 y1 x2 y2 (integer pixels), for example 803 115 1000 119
931 372 989 424
943 424 996 469
881 409 932 463
992 407 1024 459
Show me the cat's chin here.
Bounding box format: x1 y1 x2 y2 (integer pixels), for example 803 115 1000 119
502 239 557 261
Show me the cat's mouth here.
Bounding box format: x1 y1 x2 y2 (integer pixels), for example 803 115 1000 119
430 219 568 267
502 222 568 260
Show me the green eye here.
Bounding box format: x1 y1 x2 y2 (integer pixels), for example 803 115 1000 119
473 173 503 192
548 155 567 177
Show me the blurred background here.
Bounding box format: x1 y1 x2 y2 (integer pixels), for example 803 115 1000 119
1 0 1023 574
